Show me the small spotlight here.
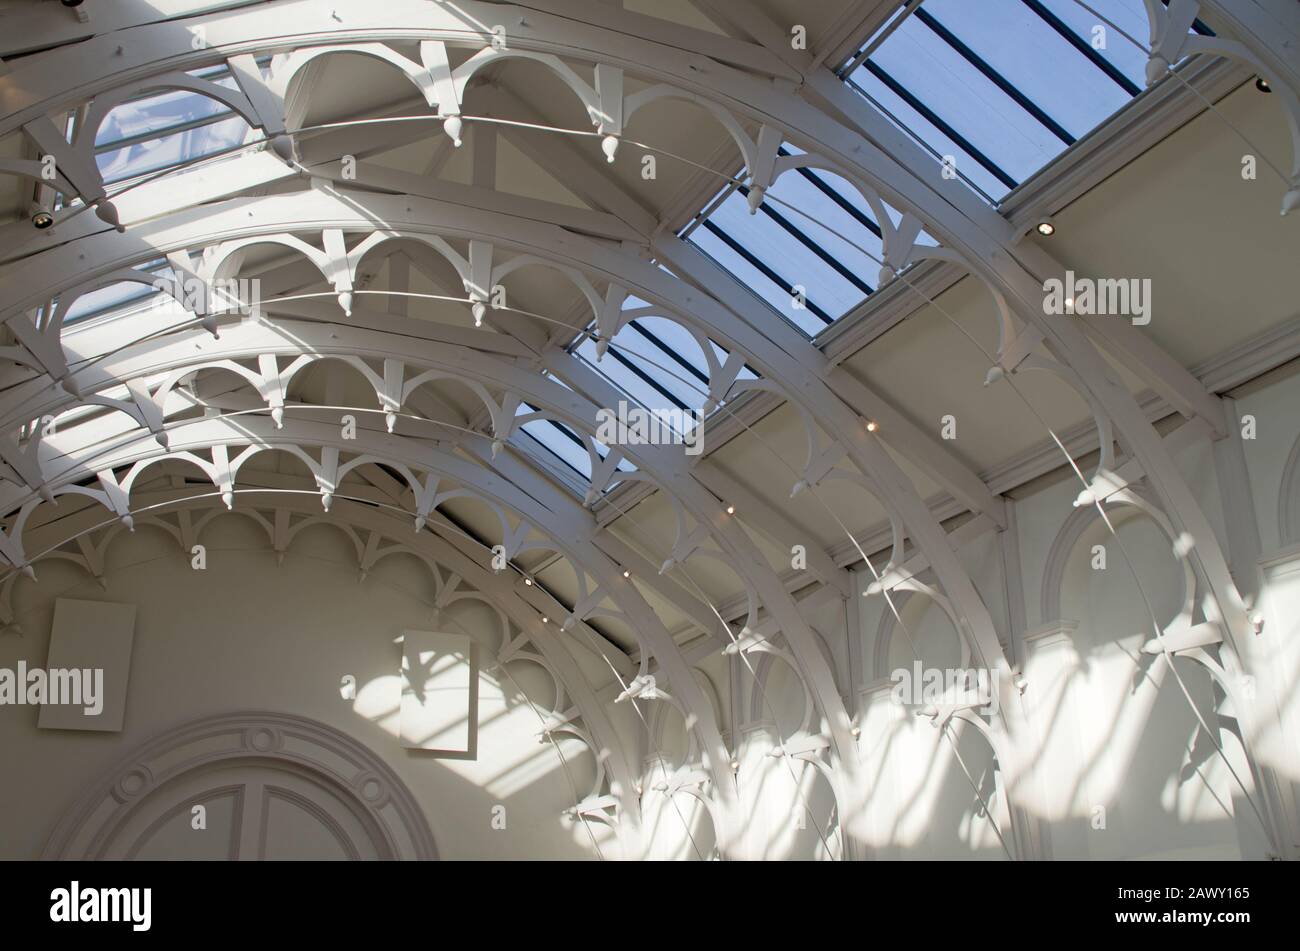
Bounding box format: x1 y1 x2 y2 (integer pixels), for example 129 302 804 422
865 420 879 433
622 569 630 579
31 211 54 230
523 576 533 586
541 616 548 624
1036 220 1056 237
725 504 735 515
1256 77 1271 93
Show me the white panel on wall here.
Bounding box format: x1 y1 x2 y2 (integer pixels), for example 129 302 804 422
400 629 477 755
37 598 136 733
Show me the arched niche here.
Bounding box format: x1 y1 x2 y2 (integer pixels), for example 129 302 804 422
43 711 438 860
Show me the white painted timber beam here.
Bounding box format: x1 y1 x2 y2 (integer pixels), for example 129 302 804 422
18 478 645 850
8 410 749 850
0 305 866 837
0 188 1010 747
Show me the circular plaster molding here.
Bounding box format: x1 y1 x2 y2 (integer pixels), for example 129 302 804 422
42 710 438 860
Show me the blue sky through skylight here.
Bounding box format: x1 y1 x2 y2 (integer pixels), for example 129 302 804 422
842 0 1211 200
574 312 754 411
678 0 1211 341
685 153 922 336
516 300 761 487
91 63 256 185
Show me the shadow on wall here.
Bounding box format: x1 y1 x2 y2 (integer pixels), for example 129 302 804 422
853 495 1276 860
1 512 614 860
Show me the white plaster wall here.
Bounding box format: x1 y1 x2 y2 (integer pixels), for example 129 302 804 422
0 513 613 860
8 360 1300 861
1236 365 1300 553
1236 363 1300 842
841 363 1300 860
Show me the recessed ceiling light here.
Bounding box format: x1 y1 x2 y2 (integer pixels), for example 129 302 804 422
31 211 54 230
866 420 879 433
1256 77 1272 93
1036 220 1056 236
725 504 735 515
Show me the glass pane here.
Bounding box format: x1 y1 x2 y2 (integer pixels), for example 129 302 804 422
61 282 158 324
574 299 758 423
575 338 693 411
516 407 591 478
921 0 1129 140
97 113 251 184
1030 0 1149 91
60 259 169 325
847 69 1013 199
513 401 635 485
840 0 1169 202
858 15 1062 188
709 188 864 318
762 165 883 292
94 74 239 148
688 221 826 337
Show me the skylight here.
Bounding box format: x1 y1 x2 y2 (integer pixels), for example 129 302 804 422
515 404 595 479
91 62 258 186
839 0 1213 201
683 149 929 337
54 258 168 326
572 308 755 412
513 396 636 486
39 64 278 333
676 0 1215 339
513 304 761 490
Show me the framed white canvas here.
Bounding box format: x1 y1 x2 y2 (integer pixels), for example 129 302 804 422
38 598 136 733
399 629 477 756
